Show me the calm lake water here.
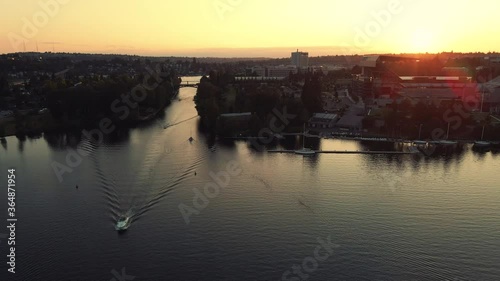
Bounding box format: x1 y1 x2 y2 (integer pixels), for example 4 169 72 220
1 77 499 281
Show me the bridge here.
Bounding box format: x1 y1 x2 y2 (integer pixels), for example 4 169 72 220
179 81 199 88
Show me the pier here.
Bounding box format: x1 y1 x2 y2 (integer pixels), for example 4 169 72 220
179 81 199 88
267 148 420 155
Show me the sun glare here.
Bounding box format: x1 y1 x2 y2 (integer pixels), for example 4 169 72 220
410 29 434 53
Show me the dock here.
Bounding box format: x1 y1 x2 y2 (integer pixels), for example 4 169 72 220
267 148 420 155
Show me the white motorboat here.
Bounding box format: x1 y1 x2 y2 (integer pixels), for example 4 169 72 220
473 125 490 149
295 124 315 156
473 141 491 148
413 140 427 146
438 140 457 146
115 216 131 232
294 148 316 155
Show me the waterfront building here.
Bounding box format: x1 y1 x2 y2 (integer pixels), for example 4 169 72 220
248 65 297 78
308 113 338 129
336 114 364 132
267 65 298 78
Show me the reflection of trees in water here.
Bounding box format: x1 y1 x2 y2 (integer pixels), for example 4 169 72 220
133 111 167 132
44 131 83 150
43 127 132 150
100 127 132 145
363 144 472 184
16 134 26 153
358 140 398 151
219 139 237 149
490 149 500 157
243 137 281 151
279 136 298 151
472 146 494 159
8 133 43 153
1 138 6 151
305 136 321 150
205 134 216 150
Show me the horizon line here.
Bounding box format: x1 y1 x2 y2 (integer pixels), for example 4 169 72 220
3 50 500 60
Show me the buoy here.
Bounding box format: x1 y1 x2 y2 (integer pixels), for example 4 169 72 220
76 185 79 189
194 171 197 176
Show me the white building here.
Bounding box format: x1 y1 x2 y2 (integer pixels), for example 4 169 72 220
267 66 297 78
291 50 309 68
249 66 297 78
250 67 266 77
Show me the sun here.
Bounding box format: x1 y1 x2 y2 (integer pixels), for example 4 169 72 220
411 29 434 53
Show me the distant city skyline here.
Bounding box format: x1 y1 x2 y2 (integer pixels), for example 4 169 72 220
2 0 500 57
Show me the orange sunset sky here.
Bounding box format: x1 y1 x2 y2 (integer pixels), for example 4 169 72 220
1 0 499 57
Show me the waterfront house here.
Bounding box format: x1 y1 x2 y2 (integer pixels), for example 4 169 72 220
308 113 338 129
335 114 364 132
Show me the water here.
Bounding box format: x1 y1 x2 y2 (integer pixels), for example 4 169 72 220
1 77 499 280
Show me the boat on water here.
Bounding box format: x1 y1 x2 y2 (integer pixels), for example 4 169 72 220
295 124 315 156
274 133 285 140
413 140 427 146
413 125 426 146
189 129 194 142
408 146 421 154
473 125 491 149
294 147 316 155
436 123 457 146
473 141 491 149
115 216 131 232
438 140 457 146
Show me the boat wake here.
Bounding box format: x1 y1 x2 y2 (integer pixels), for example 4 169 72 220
114 118 206 225
79 139 127 225
85 111 205 231
132 147 207 221
252 175 273 190
162 115 198 130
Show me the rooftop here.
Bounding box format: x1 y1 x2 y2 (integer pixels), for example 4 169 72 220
399 88 461 99
220 112 252 118
336 114 364 128
312 113 338 120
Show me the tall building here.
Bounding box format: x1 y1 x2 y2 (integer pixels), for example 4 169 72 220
291 50 309 68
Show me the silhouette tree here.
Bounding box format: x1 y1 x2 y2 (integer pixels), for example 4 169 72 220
301 72 323 113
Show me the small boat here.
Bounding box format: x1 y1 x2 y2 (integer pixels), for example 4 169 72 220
473 125 490 149
295 124 315 156
473 141 491 149
294 147 316 155
115 216 131 232
188 136 194 142
438 140 457 146
274 133 285 140
437 123 457 146
408 146 421 154
413 140 427 146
